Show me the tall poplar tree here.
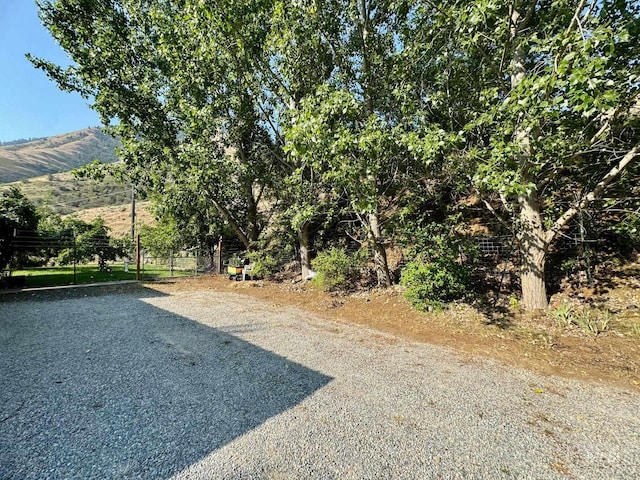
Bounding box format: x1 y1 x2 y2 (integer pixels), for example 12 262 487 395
405 0 640 309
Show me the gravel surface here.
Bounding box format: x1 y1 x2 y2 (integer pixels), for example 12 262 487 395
1 284 639 479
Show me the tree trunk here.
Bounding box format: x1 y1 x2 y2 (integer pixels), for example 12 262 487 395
209 197 250 249
368 211 392 288
357 0 390 287
510 4 548 309
237 144 260 249
518 189 548 309
247 183 259 246
298 223 311 280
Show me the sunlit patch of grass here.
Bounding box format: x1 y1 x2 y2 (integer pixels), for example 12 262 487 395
10 263 192 288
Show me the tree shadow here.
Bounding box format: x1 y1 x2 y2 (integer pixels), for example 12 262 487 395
472 293 514 329
0 285 332 478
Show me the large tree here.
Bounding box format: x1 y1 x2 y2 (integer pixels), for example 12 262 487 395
284 0 424 287
0 188 39 270
404 0 640 309
31 0 279 250
33 0 639 309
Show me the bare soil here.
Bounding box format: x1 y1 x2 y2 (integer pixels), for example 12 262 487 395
148 268 640 392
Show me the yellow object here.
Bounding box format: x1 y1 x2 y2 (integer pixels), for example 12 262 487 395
228 266 243 275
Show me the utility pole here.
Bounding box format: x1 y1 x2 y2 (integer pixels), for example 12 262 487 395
73 232 77 284
131 185 136 242
136 234 141 281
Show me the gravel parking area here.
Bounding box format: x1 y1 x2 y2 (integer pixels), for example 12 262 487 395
1 284 639 479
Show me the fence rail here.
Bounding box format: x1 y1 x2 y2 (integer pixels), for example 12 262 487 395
2 220 623 289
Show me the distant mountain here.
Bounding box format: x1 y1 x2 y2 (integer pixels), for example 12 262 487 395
0 128 120 183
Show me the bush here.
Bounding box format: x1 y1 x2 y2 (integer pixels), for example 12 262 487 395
311 247 364 292
400 257 470 310
247 250 278 278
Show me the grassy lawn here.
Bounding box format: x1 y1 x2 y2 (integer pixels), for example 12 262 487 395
9 263 193 288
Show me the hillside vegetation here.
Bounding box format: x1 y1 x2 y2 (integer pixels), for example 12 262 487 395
73 201 155 237
0 128 119 183
3 171 131 215
0 126 154 234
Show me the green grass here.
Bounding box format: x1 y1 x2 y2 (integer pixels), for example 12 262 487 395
9 263 193 288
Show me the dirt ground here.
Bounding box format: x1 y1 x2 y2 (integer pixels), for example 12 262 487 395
148 269 640 392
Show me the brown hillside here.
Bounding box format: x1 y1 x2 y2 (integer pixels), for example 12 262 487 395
2 170 131 215
0 128 119 183
71 201 155 237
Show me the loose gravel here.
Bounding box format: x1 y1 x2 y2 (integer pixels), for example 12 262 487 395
1 284 638 479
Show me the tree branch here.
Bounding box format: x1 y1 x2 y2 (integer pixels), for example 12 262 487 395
546 144 640 244
566 0 587 35
482 198 514 233
209 196 250 249
589 93 640 145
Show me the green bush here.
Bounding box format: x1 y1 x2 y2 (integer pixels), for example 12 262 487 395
311 247 364 292
400 257 470 310
247 250 278 278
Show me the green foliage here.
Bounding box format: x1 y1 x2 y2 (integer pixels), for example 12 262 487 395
0 187 39 270
401 257 470 311
32 0 640 310
311 247 365 292
548 304 612 335
604 213 640 257
54 217 120 270
247 250 278 279
227 253 244 268
549 303 574 328
140 219 182 258
110 235 134 259
576 309 612 336
398 216 475 310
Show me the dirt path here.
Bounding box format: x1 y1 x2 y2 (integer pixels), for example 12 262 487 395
149 275 640 391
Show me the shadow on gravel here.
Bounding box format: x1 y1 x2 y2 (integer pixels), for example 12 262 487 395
0 283 159 303
0 285 332 479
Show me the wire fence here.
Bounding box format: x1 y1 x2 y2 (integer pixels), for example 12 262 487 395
2 214 633 290
1 231 216 288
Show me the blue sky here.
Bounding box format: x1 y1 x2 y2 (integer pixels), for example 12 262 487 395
0 1 101 143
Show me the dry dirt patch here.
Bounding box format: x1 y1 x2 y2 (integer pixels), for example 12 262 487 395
148 274 640 391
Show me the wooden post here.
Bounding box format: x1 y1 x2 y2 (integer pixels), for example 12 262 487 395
131 185 136 243
73 233 77 284
136 234 141 281
217 236 223 274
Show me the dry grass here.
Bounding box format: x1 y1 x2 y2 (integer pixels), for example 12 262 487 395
71 201 155 237
0 128 118 183
3 171 132 214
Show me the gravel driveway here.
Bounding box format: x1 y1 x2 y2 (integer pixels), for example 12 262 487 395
1 284 638 479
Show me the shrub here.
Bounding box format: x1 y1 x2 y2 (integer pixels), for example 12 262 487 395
247 250 278 279
548 304 612 336
311 247 364 292
400 257 470 310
